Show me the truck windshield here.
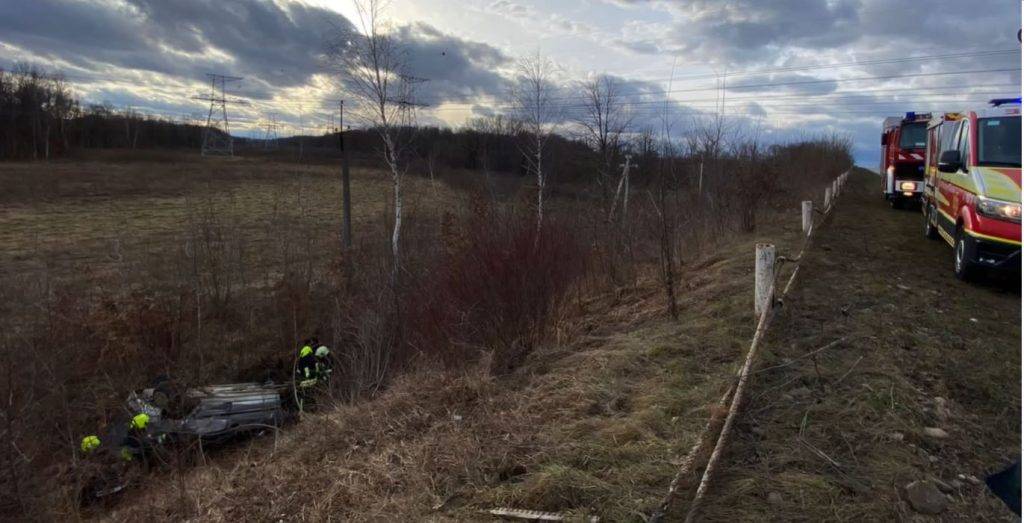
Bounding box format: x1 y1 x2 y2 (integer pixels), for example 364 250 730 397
978 116 1021 167
898 122 927 149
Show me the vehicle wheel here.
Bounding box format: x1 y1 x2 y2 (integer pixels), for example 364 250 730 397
954 227 977 281
890 197 902 210
924 205 939 240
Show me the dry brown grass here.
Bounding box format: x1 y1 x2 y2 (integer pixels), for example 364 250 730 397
102 203 811 522
698 170 1020 521
0 152 462 285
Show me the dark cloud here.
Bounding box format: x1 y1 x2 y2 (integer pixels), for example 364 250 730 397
0 0 343 88
395 23 510 105
649 0 861 65
0 0 510 105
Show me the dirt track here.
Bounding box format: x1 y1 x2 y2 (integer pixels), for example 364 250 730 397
700 168 1021 520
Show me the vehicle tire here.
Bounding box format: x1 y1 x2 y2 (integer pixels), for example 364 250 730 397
924 205 939 240
954 227 977 281
890 197 902 210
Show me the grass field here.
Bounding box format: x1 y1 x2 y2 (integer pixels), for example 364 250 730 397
0 152 471 290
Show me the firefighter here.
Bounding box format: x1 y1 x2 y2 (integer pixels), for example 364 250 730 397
295 339 318 389
120 412 150 462
314 344 332 384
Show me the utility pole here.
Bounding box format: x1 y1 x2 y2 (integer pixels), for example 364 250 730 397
609 154 632 222
192 73 247 156
622 154 632 218
340 100 352 249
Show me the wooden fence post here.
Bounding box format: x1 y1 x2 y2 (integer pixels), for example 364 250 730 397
754 243 776 318
802 201 813 235
825 187 832 209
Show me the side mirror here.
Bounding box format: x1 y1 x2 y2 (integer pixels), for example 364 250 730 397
881 134 887 146
938 150 961 173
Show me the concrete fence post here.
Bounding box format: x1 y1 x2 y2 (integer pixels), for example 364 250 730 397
802 200 813 235
755 243 776 318
825 187 832 209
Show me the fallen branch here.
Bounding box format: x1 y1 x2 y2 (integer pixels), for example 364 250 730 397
648 383 736 521
683 277 777 523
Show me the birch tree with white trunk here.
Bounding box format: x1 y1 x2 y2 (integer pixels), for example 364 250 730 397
509 51 560 236
327 0 418 275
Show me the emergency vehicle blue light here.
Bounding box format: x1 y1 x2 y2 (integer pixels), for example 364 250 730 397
905 112 915 120
990 98 1022 107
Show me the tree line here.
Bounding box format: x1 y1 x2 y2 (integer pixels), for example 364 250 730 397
0 64 211 160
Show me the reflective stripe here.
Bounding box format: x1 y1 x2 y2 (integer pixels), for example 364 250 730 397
964 227 1023 246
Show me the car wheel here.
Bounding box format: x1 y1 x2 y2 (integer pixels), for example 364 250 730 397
890 197 902 210
954 227 977 281
924 205 939 240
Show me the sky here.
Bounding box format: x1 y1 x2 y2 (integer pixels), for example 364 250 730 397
0 0 1020 167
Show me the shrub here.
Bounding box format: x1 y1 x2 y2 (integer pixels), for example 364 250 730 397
410 206 587 374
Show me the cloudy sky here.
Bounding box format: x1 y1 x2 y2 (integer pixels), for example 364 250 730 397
1 0 1020 166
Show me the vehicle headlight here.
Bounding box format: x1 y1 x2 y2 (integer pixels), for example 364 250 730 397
900 182 916 191
977 197 1022 223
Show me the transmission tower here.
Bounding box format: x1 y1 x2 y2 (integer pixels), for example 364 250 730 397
192 74 248 156
390 75 430 123
261 113 279 150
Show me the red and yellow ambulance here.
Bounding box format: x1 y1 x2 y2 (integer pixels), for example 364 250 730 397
921 99 1021 280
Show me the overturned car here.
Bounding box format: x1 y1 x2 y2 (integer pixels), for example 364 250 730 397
128 381 291 441
82 381 292 502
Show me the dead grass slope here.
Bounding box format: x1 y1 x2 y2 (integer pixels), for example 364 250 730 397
106 209 809 522
700 169 1020 521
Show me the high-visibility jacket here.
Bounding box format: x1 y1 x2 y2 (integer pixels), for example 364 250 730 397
297 344 318 387
131 413 150 431
81 435 101 453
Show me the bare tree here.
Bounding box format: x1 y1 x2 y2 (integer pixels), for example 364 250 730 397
575 75 631 204
652 63 681 319
687 73 733 199
327 0 419 273
509 51 560 235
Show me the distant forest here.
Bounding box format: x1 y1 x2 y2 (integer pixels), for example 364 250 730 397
0 64 851 190
0 64 595 179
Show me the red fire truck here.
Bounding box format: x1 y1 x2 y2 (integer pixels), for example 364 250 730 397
880 112 931 208
921 99 1021 280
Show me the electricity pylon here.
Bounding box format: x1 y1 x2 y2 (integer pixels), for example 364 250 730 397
262 113 279 150
192 74 248 156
